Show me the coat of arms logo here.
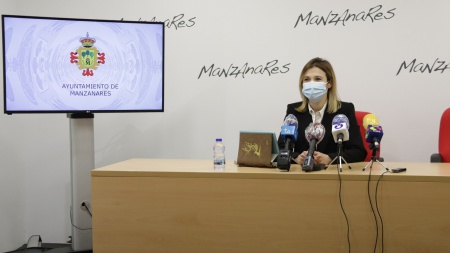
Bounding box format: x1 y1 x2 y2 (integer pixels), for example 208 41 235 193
70 33 105 76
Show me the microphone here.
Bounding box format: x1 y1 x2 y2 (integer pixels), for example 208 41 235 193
277 114 298 171
332 114 350 126
361 113 388 171
363 113 379 129
302 123 325 172
365 125 383 150
363 114 383 150
281 114 299 142
331 114 349 144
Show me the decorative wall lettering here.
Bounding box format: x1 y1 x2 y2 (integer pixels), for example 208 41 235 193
121 14 196 29
294 5 396 27
198 60 290 79
396 58 450 75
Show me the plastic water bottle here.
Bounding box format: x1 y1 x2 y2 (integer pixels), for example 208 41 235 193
213 138 225 171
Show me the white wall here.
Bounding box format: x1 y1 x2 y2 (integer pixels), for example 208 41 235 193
1 0 449 251
0 2 24 252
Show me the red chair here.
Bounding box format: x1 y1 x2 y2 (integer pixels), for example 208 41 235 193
355 111 381 162
431 108 450 162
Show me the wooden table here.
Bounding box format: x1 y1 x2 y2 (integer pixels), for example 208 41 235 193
91 159 450 253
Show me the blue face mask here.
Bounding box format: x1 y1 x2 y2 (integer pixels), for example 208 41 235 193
302 81 328 103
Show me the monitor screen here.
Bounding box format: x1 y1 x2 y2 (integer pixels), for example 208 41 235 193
2 15 164 114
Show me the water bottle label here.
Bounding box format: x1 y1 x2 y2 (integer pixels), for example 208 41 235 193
214 159 225 165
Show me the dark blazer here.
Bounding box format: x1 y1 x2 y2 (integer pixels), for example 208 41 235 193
278 101 367 163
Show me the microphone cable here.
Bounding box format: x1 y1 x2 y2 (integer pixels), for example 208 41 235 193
375 170 390 253
82 201 93 217
70 205 92 230
367 164 379 253
336 148 351 253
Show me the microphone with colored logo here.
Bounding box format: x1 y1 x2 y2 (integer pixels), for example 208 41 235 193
281 114 298 143
332 114 350 145
302 123 325 172
277 114 298 171
363 114 383 150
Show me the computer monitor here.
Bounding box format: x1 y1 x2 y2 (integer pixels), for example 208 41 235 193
2 15 164 114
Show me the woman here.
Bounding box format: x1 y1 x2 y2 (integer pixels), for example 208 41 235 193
279 57 367 166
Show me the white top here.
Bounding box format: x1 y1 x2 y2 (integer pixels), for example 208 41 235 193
308 101 327 123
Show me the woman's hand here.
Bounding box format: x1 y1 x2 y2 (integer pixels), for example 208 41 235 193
293 151 308 165
313 151 332 165
293 151 331 165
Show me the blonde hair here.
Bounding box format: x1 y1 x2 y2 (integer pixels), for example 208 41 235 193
296 57 341 113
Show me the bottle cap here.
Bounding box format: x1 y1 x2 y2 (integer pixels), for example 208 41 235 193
216 138 222 142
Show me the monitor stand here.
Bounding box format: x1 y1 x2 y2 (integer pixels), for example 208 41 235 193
67 113 94 251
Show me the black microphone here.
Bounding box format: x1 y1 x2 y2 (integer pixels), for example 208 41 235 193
363 114 383 150
302 123 325 172
277 114 298 171
366 125 383 150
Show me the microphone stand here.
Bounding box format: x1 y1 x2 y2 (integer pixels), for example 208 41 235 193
363 142 388 171
327 138 350 172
